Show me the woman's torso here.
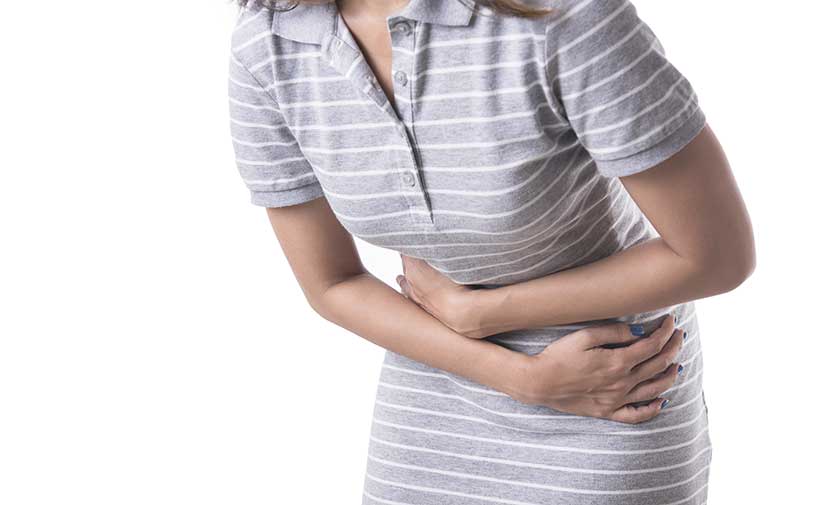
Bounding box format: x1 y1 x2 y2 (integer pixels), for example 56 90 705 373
232 0 679 327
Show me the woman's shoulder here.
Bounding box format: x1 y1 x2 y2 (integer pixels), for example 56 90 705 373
230 3 275 62
540 0 641 32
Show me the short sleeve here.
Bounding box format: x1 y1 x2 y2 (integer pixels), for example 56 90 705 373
228 53 325 207
544 0 707 177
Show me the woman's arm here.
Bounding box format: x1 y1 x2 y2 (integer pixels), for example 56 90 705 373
264 196 530 399
399 124 756 337
264 196 681 423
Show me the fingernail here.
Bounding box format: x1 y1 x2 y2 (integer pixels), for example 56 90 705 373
673 314 678 324
683 331 688 341
677 364 684 375
660 398 670 409
629 324 645 336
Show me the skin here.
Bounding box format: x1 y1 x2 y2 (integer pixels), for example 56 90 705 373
397 124 756 336
262 0 756 424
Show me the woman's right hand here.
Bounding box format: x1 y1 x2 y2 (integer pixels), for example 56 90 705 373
511 314 686 424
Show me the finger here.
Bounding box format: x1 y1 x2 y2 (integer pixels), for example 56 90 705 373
628 329 685 383
616 314 676 368
397 275 411 298
622 362 680 405
581 322 641 350
608 397 668 424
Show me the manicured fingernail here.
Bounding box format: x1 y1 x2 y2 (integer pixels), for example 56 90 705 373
629 324 645 336
677 364 684 375
673 314 678 324
660 398 670 409
683 331 688 341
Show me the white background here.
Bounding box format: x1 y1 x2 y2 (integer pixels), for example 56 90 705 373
1 1 818 503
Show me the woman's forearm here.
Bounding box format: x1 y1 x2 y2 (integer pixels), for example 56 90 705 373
310 271 529 398
472 236 753 333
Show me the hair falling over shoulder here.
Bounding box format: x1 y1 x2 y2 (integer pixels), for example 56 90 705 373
234 0 553 19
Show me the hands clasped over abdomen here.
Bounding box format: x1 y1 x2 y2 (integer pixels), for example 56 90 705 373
396 254 687 424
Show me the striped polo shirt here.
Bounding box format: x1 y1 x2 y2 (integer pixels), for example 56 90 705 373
227 0 706 313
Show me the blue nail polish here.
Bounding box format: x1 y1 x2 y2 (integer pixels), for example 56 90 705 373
629 324 645 336
660 398 670 409
683 331 688 341
677 364 684 375
673 314 678 324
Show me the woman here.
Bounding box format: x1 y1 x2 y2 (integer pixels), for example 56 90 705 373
227 0 755 503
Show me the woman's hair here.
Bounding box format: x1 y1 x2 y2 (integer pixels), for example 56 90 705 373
236 0 553 19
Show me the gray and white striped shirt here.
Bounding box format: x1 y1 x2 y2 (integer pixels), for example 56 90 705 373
228 0 705 303
228 2 712 503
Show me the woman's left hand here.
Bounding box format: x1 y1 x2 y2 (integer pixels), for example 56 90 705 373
396 254 486 338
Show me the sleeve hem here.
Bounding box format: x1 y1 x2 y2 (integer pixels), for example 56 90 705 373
593 106 707 178
249 182 325 208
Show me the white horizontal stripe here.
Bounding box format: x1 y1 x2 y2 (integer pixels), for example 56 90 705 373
367 478 537 505
285 102 555 133
233 28 271 52
381 363 507 396
408 56 543 82
321 152 574 202
545 0 630 65
376 390 704 437
312 146 561 179
462 189 633 283
363 484 708 505
373 417 710 455
228 76 266 93
379 379 707 435
562 44 657 101
379 380 578 420
367 454 710 495
568 60 672 120
393 79 543 105
228 96 279 112
429 170 610 268
230 118 287 130
586 93 699 155
242 171 316 186
552 22 645 85
370 434 713 475
376 399 580 435
275 74 348 86
577 75 687 138
334 156 589 222
248 51 323 73
291 121 398 133
301 144 411 155
416 131 547 150
410 32 546 55
546 0 597 28
231 137 298 148
279 98 374 110
325 154 591 207
234 7 266 32
235 156 305 167
356 174 616 241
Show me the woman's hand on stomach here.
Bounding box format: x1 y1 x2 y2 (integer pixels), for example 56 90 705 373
511 314 686 424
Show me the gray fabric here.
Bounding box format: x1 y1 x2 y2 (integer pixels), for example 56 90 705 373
229 0 711 503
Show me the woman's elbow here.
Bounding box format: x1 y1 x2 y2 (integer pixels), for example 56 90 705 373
702 236 757 294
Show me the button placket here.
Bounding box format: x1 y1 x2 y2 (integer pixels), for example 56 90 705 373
386 18 432 227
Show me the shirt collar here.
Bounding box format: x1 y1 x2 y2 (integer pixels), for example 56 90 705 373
271 0 477 45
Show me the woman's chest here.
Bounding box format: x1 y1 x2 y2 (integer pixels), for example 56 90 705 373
267 13 622 267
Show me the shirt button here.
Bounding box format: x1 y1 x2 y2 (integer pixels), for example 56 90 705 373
394 21 412 35
401 172 416 187
394 70 408 87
